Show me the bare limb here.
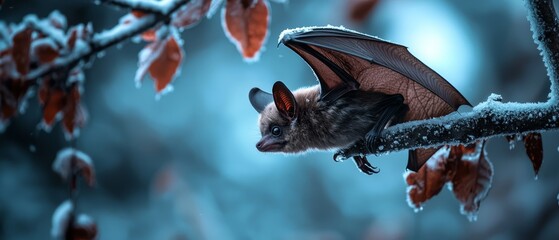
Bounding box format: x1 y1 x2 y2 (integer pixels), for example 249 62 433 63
338 0 559 159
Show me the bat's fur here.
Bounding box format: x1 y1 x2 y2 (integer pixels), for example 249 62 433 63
258 85 404 153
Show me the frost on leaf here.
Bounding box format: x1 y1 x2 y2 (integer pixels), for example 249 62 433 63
39 80 86 137
52 147 95 187
135 34 183 94
32 38 60 63
404 141 493 221
69 214 98 240
11 27 33 75
51 200 74 240
39 78 66 129
62 83 87 140
523 132 543 177
51 200 97 240
173 0 212 29
222 0 269 61
450 141 493 222
404 146 457 211
347 0 379 22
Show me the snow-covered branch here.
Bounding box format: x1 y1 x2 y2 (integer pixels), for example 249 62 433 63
25 0 190 82
337 0 559 159
102 0 180 15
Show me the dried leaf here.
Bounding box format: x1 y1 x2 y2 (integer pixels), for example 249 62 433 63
172 0 212 29
405 146 457 210
223 0 269 61
62 84 86 140
52 147 95 187
149 36 182 92
68 214 98 240
67 28 77 50
11 28 33 75
39 81 66 128
51 201 97 240
523 132 543 176
33 39 60 63
141 29 157 42
347 0 379 22
131 10 147 18
136 35 183 93
450 141 493 222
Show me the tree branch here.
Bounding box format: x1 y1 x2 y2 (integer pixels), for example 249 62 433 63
25 0 190 82
338 0 559 159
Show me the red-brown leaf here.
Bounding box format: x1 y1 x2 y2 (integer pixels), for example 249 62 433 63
39 80 66 127
450 141 493 221
523 132 543 176
11 28 33 75
148 36 183 93
62 84 84 139
51 200 97 240
223 0 269 60
33 41 60 63
172 0 212 29
52 148 95 187
405 146 457 210
67 28 78 50
141 29 157 42
131 10 148 18
68 214 98 240
347 0 379 22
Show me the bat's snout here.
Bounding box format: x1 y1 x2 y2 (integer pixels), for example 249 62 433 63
256 136 286 152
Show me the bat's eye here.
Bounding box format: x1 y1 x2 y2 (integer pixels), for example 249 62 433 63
270 126 282 136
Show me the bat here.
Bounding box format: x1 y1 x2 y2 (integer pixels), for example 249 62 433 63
249 26 470 174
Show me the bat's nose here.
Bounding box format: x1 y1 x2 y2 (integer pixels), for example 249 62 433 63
255 136 285 152
256 141 264 151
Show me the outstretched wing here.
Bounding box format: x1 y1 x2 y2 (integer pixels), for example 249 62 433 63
280 26 470 171
280 26 470 121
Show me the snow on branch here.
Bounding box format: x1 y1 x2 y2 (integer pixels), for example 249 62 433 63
337 0 559 160
26 0 190 82
102 0 179 15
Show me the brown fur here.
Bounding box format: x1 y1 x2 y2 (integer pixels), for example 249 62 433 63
258 85 397 153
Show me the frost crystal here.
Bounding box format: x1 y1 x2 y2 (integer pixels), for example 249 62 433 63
278 25 390 45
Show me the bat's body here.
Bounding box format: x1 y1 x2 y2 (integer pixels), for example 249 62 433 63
249 26 470 174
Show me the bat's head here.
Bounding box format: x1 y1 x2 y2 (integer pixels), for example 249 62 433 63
249 81 308 153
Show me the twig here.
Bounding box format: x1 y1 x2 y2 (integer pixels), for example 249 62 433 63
338 0 559 159
24 0 190 82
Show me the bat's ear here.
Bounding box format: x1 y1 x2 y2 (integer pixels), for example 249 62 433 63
272 81 298 120
249 87 273 113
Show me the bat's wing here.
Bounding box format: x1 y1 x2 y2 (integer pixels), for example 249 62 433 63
280 26 471 171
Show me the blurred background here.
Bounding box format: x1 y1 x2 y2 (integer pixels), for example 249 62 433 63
1 0 559 239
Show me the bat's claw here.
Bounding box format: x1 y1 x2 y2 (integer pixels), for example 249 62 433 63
333 150 349 162
353 156 379 175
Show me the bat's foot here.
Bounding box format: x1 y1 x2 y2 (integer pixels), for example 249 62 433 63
333 151 349 162
353 156 379 175
365 132 380 153
334 141 366 162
